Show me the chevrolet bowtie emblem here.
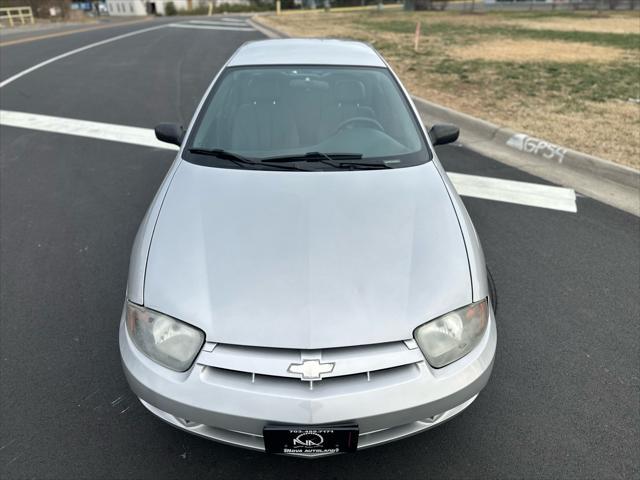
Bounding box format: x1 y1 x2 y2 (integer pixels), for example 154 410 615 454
288 359 335 381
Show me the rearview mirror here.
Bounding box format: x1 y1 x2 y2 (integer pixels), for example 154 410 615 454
428 124 460 146
155 123 184 146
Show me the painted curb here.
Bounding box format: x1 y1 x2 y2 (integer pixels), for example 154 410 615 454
251 15 640 215
411 97 639 215
411 96 640 191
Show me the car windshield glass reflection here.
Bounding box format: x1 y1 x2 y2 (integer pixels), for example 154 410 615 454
185 66 428 170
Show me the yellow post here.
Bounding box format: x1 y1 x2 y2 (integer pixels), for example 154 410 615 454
208 1 213 15
414 21 421 53
8 10 14 27
19 8 25 25
276 0 281 15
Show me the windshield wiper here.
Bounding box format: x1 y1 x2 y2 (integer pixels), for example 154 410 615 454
188 148 308 171
338 161 392 170
261 151 391 170
262 152 363 164
189 149 391 171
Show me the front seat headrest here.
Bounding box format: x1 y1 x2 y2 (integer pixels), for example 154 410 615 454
335 80 366 104
248 74 284 103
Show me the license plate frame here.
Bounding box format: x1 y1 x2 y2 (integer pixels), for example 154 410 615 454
263 424 359 455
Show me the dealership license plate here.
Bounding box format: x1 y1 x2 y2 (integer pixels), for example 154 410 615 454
263 425 359 455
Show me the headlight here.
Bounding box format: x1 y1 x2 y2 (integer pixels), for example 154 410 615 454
126 302 205 372
414 298 488 368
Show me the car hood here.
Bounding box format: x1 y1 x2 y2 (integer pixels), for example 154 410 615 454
144 160 471 349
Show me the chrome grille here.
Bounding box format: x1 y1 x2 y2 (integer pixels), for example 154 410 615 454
195 340 424 391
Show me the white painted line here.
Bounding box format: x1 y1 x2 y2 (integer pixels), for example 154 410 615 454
0 25 167 89
189 19 247 26
0 110 577 212
188 20 247 26
0 110 177 151
448 172 577 213
168 23 254 32
221 17 248 23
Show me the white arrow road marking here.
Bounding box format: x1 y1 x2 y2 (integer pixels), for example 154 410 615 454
448 172 576 213
168 23 254 32
0 110 577 212
0 110 178 151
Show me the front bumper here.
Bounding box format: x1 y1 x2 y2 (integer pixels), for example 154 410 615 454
120 307 496 456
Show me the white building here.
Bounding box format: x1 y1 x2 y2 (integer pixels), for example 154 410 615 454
106 0 200 16
106 0 145 15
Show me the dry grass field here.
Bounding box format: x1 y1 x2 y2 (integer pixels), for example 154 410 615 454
260 10 640 168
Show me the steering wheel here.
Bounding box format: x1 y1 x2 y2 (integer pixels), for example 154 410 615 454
334 116 385 135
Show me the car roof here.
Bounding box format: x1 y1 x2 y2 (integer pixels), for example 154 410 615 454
227 39 386 68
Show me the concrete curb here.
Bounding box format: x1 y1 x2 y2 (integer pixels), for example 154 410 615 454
411 97 640 191
250 15 640 215
412 97 639 215
247 16 284 39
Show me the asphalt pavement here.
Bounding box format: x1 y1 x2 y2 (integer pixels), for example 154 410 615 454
0 17 638 479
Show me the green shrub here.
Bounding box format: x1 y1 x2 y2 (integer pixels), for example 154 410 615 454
165 1 177 15
177 5 209 14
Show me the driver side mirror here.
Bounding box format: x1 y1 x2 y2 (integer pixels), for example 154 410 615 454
154 123 184 146
428 124 460 146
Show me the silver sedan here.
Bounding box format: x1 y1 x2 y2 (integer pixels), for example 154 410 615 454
120 38 496 457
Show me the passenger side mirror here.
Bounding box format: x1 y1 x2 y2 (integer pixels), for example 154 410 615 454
155 123 184 146
428 124 460 146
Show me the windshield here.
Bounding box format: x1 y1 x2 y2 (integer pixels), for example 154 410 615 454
184 66 429 171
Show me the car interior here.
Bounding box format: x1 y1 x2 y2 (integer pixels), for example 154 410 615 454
191 67 424 159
